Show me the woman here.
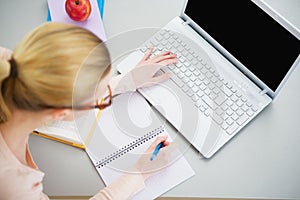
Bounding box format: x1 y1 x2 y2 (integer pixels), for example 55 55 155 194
0 22 177 199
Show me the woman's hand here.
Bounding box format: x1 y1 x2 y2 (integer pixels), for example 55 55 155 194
135 135 177 180
109 47 177 96
131 47 178 88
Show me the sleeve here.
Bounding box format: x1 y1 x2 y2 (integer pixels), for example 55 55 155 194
90 172 145 200
0 166 50 200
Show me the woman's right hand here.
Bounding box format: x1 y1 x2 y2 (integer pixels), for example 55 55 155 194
135 135 178 180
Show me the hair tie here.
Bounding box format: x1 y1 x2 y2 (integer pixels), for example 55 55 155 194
8 57 18 78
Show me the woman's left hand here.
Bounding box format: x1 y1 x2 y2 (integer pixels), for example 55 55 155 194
109 47 178 95
130 47 178 89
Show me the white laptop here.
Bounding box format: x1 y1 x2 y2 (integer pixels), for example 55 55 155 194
116 0 300 158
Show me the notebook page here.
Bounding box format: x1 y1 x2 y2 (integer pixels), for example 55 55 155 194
34 120 81 144
85 92 195 199
34 107 98 146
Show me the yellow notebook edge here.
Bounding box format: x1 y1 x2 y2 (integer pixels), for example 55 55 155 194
32 99 104 150
32 131 86 150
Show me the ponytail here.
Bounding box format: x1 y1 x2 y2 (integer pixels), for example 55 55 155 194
0 58 13 123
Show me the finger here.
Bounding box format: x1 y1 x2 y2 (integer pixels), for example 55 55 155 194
142 46 154 61
157 143 179 162
144 61 177 76
150 50 172 60
160 142 178 154
147 135 168 151
153 135 168 148
151 73 171 84
137 70 171 89
139 63 167 76
157 58 178 66
152 53 177 63
150 143 178 168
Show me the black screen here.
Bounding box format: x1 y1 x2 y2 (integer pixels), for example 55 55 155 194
185 1 300 91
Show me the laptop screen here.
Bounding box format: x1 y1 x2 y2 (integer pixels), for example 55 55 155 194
184 0 300 92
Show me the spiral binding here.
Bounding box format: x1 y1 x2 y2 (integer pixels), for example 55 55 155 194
95 126 165 168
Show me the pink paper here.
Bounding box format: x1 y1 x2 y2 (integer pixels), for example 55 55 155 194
47 0 106 41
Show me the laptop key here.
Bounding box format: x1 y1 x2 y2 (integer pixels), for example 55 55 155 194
211 113 224 125
236 114 249 126
161 68 184 87
169 73 184 88
202 95 218 110
226 123 239 135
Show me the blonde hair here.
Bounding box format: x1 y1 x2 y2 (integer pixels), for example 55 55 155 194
0 22 111 123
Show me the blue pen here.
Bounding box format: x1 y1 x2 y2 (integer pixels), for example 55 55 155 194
150 142 164 161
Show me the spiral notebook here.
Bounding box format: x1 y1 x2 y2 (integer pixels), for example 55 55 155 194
84 92 195 200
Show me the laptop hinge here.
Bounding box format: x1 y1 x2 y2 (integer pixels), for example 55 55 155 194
181 21 189 26
259 88 268 95
181 18 190 26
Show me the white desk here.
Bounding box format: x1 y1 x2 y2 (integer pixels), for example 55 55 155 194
1 0 300 199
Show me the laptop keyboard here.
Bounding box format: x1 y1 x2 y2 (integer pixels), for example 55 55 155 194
139 29 259 135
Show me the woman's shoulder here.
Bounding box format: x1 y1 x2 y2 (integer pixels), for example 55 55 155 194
0 162 46 200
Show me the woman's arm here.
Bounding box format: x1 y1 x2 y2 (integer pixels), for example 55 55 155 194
91 171 145 200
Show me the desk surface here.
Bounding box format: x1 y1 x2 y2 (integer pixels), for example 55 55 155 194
1 0 300 199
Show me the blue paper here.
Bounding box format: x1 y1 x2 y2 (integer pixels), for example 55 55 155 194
47 0 104 21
